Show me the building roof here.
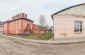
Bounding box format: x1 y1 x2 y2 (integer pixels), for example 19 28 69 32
33 24 41 30
0 21 3 25
4 13 34 23
51 3 85 19
4 18 33 23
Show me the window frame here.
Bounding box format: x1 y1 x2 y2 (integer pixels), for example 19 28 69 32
74 21 83 33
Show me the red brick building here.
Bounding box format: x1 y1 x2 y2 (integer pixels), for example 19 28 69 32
3 13 40 34
33 24 40 33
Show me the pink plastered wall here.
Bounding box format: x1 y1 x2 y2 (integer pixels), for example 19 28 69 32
53 15 85 39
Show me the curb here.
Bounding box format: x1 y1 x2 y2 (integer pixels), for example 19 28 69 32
1 34 85 44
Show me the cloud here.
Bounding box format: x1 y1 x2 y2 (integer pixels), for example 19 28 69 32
0 0 85 27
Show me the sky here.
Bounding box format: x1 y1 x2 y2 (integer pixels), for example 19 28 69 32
0 0 85 27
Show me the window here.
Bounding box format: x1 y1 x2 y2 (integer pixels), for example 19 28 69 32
74 21 82 32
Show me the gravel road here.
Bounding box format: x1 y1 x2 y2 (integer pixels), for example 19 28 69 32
0 36 85 55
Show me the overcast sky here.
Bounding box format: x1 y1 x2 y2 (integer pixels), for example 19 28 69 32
0 0 85 27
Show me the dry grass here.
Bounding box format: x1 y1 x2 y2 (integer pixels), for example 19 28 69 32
5 32 53 40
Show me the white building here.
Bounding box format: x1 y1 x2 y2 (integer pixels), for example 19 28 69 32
0 21 3 34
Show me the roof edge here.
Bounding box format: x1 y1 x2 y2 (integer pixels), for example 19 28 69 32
3 18 34 24
51 3 85 19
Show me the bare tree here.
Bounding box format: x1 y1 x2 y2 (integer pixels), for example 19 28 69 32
39 14 46 27
39 14 49 33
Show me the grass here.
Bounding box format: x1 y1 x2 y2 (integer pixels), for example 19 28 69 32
5 32 53 40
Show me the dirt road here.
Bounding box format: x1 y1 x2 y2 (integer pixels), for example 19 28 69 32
0 36 85 55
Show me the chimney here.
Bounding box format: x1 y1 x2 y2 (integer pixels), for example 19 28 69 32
17 14 19 18
12 16 14 19
22 13 24 18
12 13 28 19
25 14 27 18
13 15 15 19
